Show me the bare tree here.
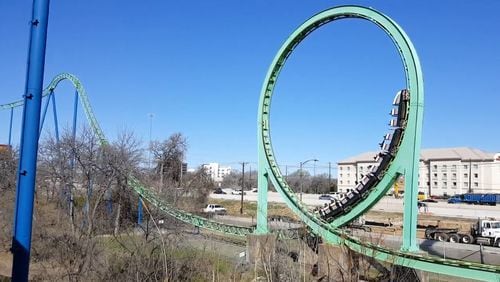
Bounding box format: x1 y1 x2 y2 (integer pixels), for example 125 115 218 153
0 145 17 191
150 133 187 191
102 130 143 235
176 166 215 211
0 146 17 249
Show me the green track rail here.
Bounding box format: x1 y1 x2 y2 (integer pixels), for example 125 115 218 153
2 73 253 237
257 5 500 281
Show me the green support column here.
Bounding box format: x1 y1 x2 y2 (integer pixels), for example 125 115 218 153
401 92 424 252
256 156 269 234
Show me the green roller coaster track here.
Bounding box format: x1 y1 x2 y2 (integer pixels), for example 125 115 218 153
2 5 499 281
256 5 500 281
2 72 253 237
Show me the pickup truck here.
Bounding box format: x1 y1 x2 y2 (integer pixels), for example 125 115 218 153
203 204 227 215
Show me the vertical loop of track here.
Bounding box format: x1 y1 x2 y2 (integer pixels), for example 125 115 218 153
258 5 422 229
257 5 500 280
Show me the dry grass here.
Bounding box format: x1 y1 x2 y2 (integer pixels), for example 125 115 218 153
209 199 299 220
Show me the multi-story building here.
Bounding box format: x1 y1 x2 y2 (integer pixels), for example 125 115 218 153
337 147 500 196
202 163 232 182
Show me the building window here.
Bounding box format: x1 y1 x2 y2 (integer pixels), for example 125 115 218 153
340 173 343 178
473 164 478 169
442 165 447 169
474 182 478 187
443 173 447 178
426 181 430 186
347 167 350 171
452 182 457 188
340 180 343 185
359 166 363 171
434 182 438 186
443 182 447 187
452 173 457 180
474 173 478 178
452 165 457 170
347 180 350 184
347 173 350 178
340 167 343 171
464 182 468 187
463 165 468 169
433 173 437 178
464 173 468 178
433 165 438 170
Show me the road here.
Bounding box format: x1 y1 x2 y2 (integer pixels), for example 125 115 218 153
208 192 500 265
210 191 500 219
206 214 500 265
207 216 500 266
351 229 500 265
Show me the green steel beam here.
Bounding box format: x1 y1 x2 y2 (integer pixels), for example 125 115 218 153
2 73 253 237
255 155 269 234
257 5 500 280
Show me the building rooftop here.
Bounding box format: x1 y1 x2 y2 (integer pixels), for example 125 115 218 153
338 147 497 164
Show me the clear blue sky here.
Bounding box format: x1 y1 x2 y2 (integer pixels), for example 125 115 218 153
1 1 499 173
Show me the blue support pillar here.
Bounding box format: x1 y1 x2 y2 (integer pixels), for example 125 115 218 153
138 197 143 226
11 0 50 280
68 90 78 223
8 108 13 146
51 91 59 142
38 90 52 136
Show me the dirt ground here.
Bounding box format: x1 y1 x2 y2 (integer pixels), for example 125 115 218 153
363 210 478 238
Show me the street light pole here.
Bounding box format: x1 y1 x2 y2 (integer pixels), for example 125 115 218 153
299 158 318 202
147 113 154 170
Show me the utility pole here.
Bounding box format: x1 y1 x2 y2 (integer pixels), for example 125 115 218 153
249 164 252 188
240 162 248 214
147 113 154 170
299 162 304 201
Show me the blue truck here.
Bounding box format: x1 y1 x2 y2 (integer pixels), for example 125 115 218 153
448 193 500 205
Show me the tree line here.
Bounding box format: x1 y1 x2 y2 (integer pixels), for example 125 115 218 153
0 128 220 280
221 169 338 194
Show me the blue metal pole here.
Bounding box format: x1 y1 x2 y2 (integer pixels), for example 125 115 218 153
51 91 59 142
138 197 143 226
38 90 52 136
8 108 13 146
11 0 50 280
68 90 78 221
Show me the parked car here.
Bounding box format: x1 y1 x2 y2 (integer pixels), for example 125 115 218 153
213 188 226 194
319 194 335 201
251 188 258 193
231 189 246 195
203 204 227 215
